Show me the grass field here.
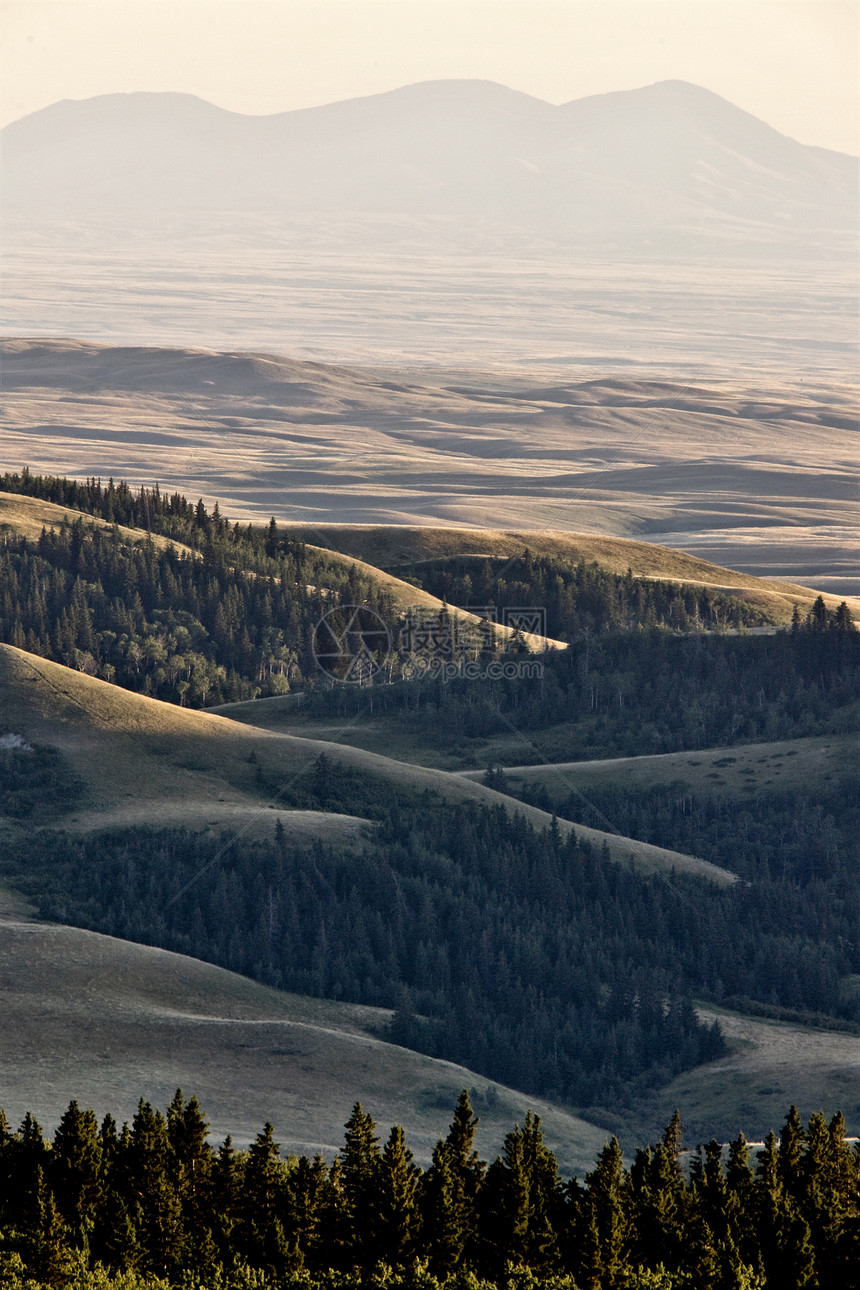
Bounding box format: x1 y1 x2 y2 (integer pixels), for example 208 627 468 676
456 733 860 802
2 918 856 1163
0 916 612 1175
0 643 735 884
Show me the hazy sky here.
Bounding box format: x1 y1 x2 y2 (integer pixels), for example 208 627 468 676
1 0 857 153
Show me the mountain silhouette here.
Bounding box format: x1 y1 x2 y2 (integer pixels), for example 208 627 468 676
3 79 855 252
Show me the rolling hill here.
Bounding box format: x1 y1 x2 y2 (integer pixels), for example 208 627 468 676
0 489 563 654
456 734 860 802
0 915 611 1175
3 340 857 593
0 643 735 884
280 523 860 628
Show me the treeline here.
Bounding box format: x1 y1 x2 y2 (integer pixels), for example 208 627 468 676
1 1093 857 1289
398 551 779 636
10 790 860 1109
14 802 724 1110
302 628 860 761
1 471 313 574
0 523 395 706
511 780 860 890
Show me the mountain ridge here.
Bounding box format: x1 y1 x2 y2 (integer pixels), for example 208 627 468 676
3 78 854 251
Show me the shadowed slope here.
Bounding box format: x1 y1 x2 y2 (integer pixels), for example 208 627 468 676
0 916 611 1174
0 643 737 884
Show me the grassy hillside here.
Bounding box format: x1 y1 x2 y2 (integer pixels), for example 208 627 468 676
615 1004 860 1146
457 733 859 802
0 643 734 883
283 523 860 627
0 915 610 1175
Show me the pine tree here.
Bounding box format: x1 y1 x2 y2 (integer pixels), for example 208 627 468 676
28 1167 73 1286
51 1099 102 1244
339 1103 381 1265
376 1124 421 1264
423 1090 486 1272
580 1136 631 1289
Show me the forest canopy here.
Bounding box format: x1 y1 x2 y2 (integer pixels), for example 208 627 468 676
0 1092 856 1289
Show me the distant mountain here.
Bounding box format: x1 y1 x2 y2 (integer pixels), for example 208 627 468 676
2 79 855 252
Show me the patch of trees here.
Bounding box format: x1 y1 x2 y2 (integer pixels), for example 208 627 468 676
1 470 317 575
515 780 860 891
397 551 781 637
0 1093 857 1288
303 629 860 762
0 523 395 706
0 739 82 820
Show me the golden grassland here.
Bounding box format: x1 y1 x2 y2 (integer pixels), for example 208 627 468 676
0 644 737 884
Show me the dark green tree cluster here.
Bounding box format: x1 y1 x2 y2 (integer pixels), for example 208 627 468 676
398 551 780 637
304 626 860 761
517 780 859 892
0 739 82 819
12 805 726 1108
1 471 311 573
793 595 856 636
1 1095 857 1289
0 522 396 706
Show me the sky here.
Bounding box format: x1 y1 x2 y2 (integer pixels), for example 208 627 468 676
1 0 857 153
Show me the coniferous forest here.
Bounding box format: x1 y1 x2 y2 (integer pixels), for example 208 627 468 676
1 1091 857 1289
2 471 859 1288
7 788 860 1111
0 470 832 712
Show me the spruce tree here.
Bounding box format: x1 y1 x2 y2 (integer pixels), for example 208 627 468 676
339 1103 381 1266
376 1124 421 1264
51 1099 102 1244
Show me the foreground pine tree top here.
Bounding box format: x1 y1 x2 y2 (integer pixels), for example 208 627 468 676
1 1091 857 1288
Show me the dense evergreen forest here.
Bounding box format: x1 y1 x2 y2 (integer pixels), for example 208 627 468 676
302 627 860 762
511 780 860 890
11 802 724 1110
1 1091 857 1289
395 552 778 637
8 788 859 1114
0 496 401 707
5 471 849 716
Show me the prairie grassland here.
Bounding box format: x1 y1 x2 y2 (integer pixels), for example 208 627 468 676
456 734 859 802
0 916 612 1174
3 338 857 596
0 644 735 883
